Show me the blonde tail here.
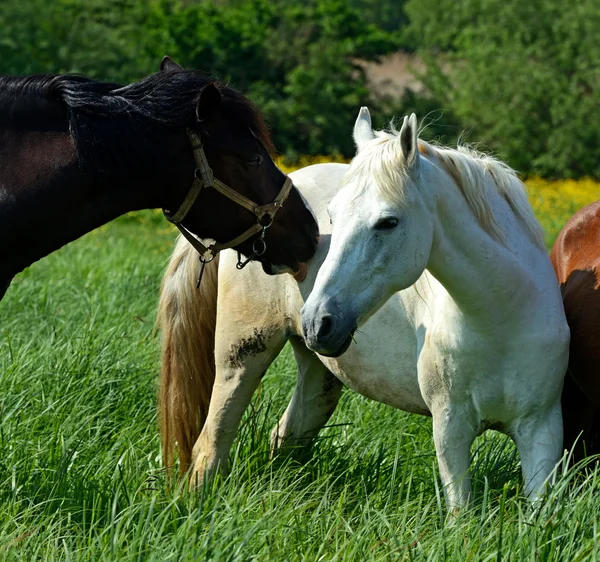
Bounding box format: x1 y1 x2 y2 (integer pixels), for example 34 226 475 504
157 237 219 474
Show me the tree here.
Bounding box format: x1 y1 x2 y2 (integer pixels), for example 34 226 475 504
405 0 600 178
137 0 402 157
0 0 156 81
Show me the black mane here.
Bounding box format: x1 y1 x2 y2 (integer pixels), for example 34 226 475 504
0 72 274 177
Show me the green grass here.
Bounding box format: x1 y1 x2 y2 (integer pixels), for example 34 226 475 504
1 210 599 561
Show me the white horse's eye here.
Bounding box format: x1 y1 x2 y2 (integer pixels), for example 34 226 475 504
374 217 399 230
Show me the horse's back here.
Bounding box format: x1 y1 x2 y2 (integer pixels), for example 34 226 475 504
551 200 600 284
289 163 348 223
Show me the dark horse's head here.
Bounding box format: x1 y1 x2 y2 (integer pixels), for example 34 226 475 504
156 57 318 275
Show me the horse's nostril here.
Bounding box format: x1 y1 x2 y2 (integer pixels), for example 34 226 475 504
317 315 334 340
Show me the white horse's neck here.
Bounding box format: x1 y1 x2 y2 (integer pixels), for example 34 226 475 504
421 158 541 324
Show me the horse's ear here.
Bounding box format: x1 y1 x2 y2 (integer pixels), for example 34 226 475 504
160 56 182 72
353 106 375 152
399 113 420 175
196 83 222 122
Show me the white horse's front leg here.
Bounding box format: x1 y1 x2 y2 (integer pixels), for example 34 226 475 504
270 336 343 460
510 400 563 501
190 328 287 487
431 405 478 512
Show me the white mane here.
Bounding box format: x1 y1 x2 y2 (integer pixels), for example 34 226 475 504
345 127 545 250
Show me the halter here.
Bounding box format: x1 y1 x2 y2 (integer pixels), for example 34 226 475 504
163 129 293 282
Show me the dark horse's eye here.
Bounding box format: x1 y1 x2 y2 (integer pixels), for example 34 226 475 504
374 217 399 230
248 155 263 166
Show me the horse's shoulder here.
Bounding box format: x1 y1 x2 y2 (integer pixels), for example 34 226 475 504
559 267 600 328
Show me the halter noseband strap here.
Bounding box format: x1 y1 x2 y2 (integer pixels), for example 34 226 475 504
163 129 293 264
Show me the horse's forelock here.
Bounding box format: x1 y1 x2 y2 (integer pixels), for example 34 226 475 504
345 131 409 206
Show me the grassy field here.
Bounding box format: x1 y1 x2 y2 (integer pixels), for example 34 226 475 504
1 178 600 560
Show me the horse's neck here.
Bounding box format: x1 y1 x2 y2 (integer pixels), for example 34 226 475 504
0 129 164 283
425 174 543 323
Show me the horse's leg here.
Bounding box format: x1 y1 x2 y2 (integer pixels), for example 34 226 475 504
561 371 596 462
270 336 343 460
0 278 11 302
590 409 600 456
510 400 563 501
190 328 287 486
431 406 478 512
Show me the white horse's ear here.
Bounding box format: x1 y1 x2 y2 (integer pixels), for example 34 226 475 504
399 113 420 175
353 106 375 151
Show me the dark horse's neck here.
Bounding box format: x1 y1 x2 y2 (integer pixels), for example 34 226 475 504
0 129 161 280
0 74 197 293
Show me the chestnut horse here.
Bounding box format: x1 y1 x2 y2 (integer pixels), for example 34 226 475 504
0 57 318 302
551 201 600 462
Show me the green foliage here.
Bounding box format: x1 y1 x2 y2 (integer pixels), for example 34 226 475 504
405 0 600 178
1 0 597 174
349 0 410 36
383 89 463 147
0 0 155 82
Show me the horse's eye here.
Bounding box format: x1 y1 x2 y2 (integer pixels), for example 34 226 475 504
248 155 263 166
374 217 399 230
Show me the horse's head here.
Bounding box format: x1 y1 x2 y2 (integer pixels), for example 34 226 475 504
302 108 433 357
161 57 318 276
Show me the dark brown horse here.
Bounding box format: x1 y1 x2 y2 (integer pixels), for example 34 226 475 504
0 57 318 301
550 200 600 462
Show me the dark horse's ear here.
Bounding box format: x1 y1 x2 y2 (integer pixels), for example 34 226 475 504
196 83 222 122
160 56 182 72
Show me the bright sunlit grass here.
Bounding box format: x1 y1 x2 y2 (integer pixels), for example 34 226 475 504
1 171 599 559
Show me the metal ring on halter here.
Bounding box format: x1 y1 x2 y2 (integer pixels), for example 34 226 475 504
235 222 270 269
199 251 216 265
252 237 267 257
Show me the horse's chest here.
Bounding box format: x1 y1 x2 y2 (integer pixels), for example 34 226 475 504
319 324 429 415
416 328 520 418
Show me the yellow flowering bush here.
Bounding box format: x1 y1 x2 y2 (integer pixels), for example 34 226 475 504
525 177 600 248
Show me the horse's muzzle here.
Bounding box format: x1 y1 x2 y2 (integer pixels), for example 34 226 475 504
301 298 357 357
261 222 319 276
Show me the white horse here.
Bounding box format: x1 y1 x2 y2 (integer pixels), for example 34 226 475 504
158 110 569 512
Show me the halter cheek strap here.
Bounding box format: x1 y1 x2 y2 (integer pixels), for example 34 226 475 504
163 129 293 265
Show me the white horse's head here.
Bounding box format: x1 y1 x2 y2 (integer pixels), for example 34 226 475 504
301 108 434 357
